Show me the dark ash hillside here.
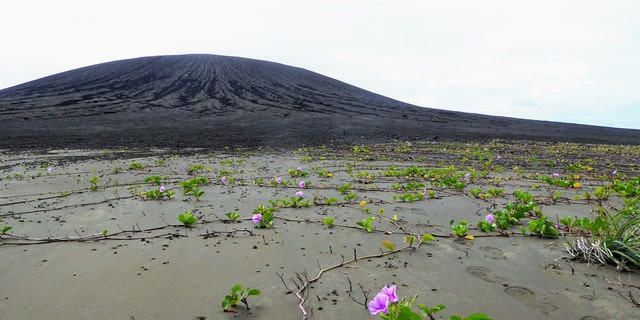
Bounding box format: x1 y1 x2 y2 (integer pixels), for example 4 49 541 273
1 54 638 149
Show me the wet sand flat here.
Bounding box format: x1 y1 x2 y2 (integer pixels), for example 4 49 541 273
1 141 639 319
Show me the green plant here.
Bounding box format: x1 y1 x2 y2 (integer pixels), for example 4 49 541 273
225 212 240 222
253 205 275 228
357 216 375 232
188 164 205 174
324 197 339 205
179 177 209 194
129 162 146 170
527 216 559 238
177 211 198 226
477 214 497 233
0 223 12 237
352 145 370 153
323 217 335 227
338 183 352 194
89 176 99 191
144 175 163 185
344 192 357 203
451 220 469 237
144 186 175 199
192 187 205 201
368 285 490 320
288 167 308 177
222 284 260 312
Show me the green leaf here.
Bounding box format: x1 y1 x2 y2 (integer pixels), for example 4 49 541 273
382 240 395 251
247 289 261 296
421 233 435 242
231 284 243 294
222 295 232 311
397 304 422 320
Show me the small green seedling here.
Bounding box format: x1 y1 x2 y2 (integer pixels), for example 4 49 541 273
89 176 99 191
0 224 12 237
451 220 469 237
222 284 261 312
129 162 146 170
357 216 375 232
322 217 335 227
225 212 240 222
192 187 205 201
177 211 198 226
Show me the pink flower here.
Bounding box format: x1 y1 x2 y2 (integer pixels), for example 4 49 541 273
276 177 282 184
299 181 306 188
552 173 560 178
221 176 227 182
368 292 390 315
159 185 166 193
380 285 398 303
297 166 303 171
295 191 304 197
464 173 471 180
47 167 53 173
252 214 262 223
486 214 494 223
612 170 618 176
368 285 398 315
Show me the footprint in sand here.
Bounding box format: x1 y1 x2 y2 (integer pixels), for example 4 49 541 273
465 266 507 285
505 286 559 316
479 246 506 260
454 238 474 251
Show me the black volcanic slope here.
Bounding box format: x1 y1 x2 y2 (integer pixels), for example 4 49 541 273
1 54 639 149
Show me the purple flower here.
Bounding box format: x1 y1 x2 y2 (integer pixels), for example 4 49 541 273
380 285 398 303
276 177 282 184
368 292 390 315
295 191 304 197
221 176 227 182
297 166 303 171
299 181 306 188
496 155 501 160
159 185 166 193
486 214 494 223
47 167 53 173
612 170 618 176
552 173 560 178
252 214 262 223
464 173 471 180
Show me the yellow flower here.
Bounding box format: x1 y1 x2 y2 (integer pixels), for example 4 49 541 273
573 182 582 188
359 200 366 207
391 214 398 221
326 173 333 178
464 235 475 240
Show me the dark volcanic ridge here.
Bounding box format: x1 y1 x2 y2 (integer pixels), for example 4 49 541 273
1 54 639 149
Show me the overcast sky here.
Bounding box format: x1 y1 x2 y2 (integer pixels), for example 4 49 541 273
1 1 638 129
